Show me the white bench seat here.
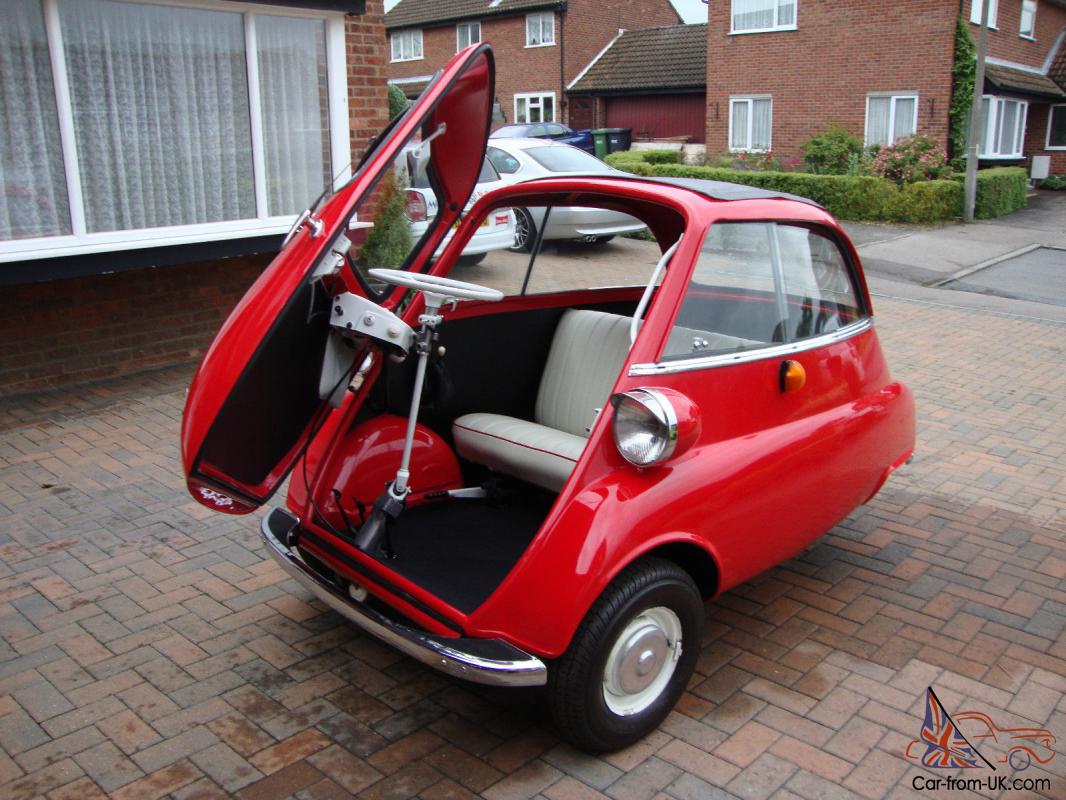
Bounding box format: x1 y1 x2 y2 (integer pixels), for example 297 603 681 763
452 309 631 492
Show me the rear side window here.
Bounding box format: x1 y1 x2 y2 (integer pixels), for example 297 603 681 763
478 157 500 182
487 146 521 174
663 222 865 360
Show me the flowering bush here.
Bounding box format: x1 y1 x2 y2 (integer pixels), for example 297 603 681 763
731 150 781 172
802 125 863 174
871 136 952 184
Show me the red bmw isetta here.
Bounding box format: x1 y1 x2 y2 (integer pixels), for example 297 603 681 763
181 46 914 752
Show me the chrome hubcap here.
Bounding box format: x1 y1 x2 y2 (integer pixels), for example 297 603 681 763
602 607 682 716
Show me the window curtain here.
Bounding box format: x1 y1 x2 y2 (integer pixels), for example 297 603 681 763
867 97 891 146
893 97 916 142
776 0 795 27
59 0 254 233
257 15 331 216
752 99 772 150
0 0 70 240
732 0 776 30
730 101 749 150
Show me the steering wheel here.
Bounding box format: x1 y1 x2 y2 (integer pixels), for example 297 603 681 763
368 268 503 302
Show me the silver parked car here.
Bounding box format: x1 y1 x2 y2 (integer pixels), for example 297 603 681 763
486 138 646 252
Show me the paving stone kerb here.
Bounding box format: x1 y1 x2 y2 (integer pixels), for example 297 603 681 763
1 293 1065 800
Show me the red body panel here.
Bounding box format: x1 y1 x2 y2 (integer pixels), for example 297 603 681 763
180 45 915 666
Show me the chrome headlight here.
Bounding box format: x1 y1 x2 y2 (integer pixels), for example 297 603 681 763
610 388 678 467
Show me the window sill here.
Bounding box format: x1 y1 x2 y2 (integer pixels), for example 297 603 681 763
0 217 296 264
1020 34 1036 40
978 154 1025 160
390 56 424 63
1043 145 1066 151
729 25 797 35
524 42 556 48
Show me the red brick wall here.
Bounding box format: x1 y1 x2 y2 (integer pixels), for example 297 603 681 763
389 15 564 130
705 1 958 162
0 255 271 398
980 0 1066 66
387 0 681 128
1024 103 1066 174
1 4 390 398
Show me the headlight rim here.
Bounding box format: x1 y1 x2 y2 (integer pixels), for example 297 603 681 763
610 387 679 467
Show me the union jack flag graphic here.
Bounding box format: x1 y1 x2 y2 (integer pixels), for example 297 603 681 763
918 687 995 770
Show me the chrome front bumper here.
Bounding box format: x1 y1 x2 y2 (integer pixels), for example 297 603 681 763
260 507 547 687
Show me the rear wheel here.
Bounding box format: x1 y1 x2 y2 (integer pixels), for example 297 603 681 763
509 208 536 253
548 558 703 752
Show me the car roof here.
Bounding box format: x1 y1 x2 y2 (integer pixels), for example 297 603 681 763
487 137 575 150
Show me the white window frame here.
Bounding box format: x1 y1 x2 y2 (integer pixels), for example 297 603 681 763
390 28 423 62
864 93 919 147
2 0 351 263
525 12 555 47
1019 0 1036 39
969 0 998 28
979 95 1028 158
456 20 480 52
514 92 556 124
1046 104 1066 150
730 0 798 34
728 96 773 152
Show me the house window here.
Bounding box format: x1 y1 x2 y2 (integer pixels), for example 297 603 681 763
1046 105 1066 150
969 0 998 27
1019 0 1036 38
515 92 555 123
865 95 918 147
979 96 1028 157
526 12 555 46
456 21 480 51
1 0 347 261
391 29 423 61
729 97 772 152
731 0 797 33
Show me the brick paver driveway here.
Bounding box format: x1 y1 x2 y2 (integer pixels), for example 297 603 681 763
1 292 1064 800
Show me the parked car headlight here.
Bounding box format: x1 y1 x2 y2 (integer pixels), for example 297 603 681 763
610 389 678 466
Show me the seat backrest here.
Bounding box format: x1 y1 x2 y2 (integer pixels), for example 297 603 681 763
535 309 632 438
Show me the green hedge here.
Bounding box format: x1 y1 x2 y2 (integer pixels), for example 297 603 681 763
606 153 1028 222
646 164 961 223
951 167 1028 219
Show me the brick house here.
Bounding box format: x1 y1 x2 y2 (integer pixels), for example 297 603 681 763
384 0 682 131
566 24 707 143
705 0 1066 174
0 0 390 397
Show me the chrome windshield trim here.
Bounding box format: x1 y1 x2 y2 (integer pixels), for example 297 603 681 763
628 317 874 377
260 508 547 688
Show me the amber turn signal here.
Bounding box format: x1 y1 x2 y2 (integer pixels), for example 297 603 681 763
779 360 806 393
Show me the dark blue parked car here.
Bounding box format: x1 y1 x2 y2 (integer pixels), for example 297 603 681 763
490 122 594 154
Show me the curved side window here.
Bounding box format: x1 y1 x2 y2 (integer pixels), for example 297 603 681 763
662 222 865 361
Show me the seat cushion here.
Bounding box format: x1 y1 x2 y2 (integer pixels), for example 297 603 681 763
535 309 632 437
453 413 587 493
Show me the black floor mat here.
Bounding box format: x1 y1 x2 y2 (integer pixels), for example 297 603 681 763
382 496 552 614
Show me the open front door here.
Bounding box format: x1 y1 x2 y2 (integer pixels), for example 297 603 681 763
181 45 495 513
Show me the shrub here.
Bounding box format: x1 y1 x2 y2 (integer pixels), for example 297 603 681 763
641 149 682 164
871 136 952 184
643 163 962 223
951 167 1028 218
949 15 976 165
359 171 412 268
1039 175 1066 190
802 125 863 174
387 84 408 120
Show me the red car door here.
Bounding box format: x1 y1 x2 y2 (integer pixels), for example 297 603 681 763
181 45 495 514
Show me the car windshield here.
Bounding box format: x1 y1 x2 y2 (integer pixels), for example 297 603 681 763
525 146 610 174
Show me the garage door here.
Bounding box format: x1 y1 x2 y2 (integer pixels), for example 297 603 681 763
606 94 706 144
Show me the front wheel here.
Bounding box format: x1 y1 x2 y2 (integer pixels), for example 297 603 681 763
548 558 703 752
509 208 536 253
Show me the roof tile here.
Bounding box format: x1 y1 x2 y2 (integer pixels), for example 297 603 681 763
568 24 706 94
386 0 563 30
